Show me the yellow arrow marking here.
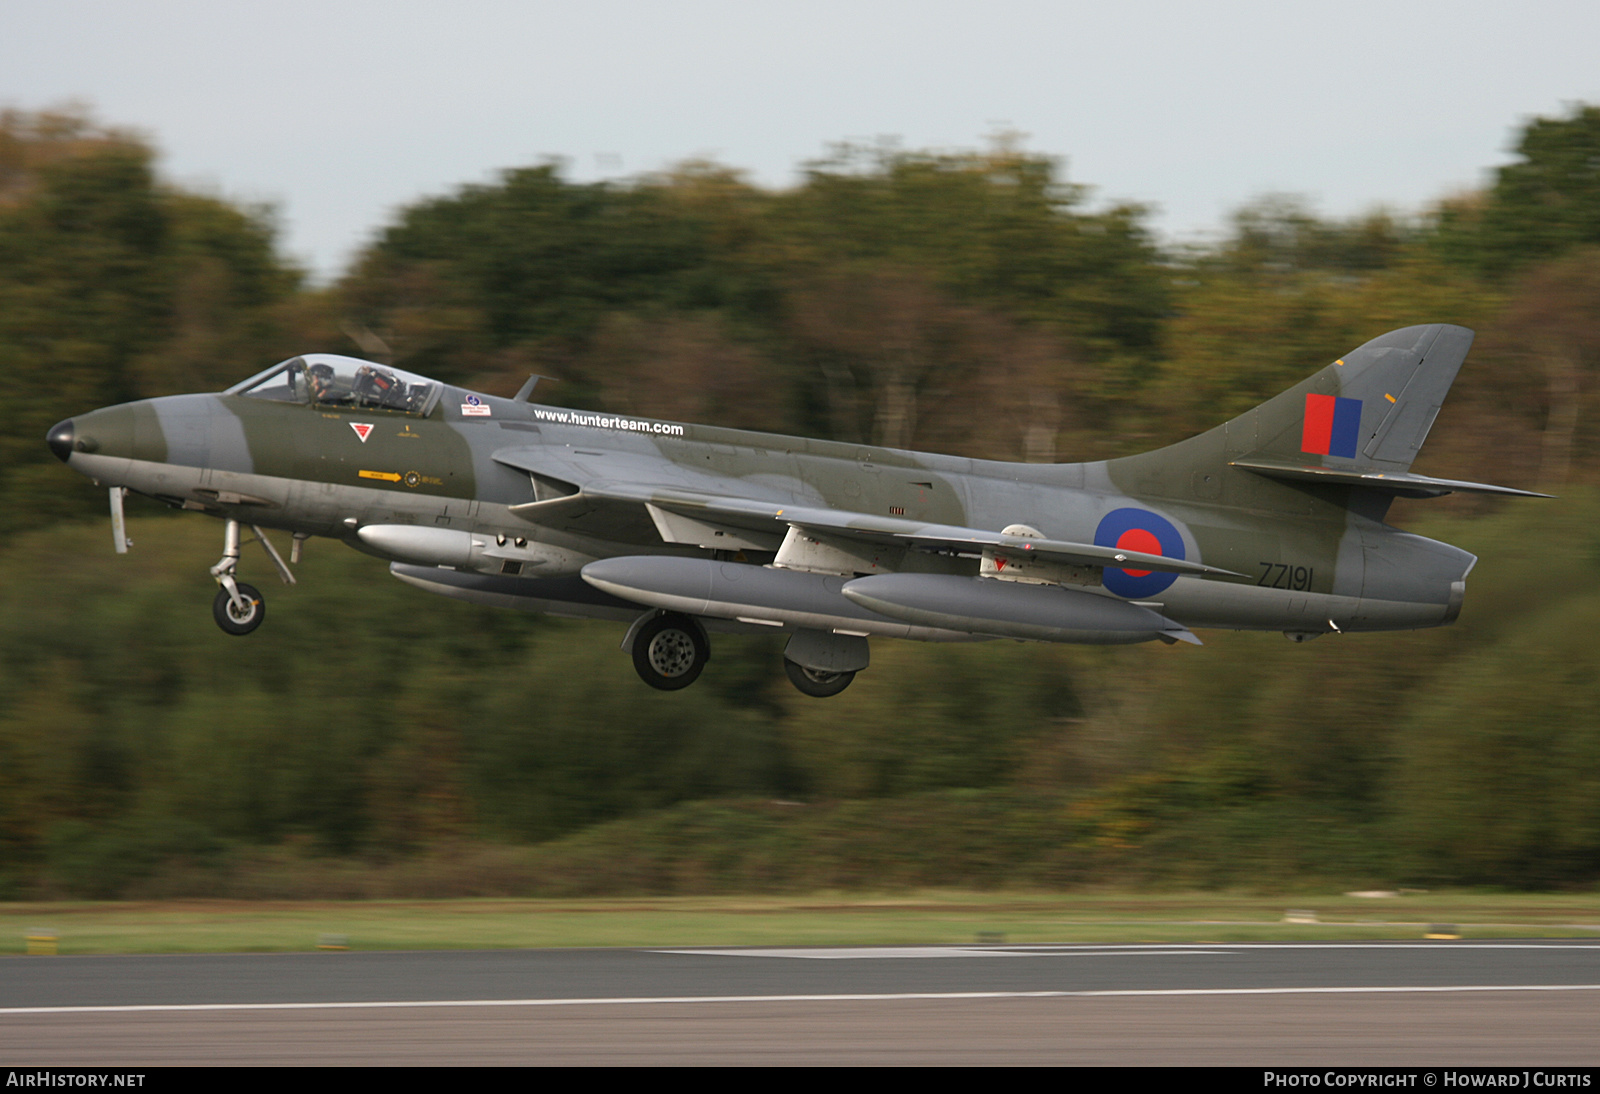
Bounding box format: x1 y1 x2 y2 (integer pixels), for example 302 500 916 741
359 470 402 482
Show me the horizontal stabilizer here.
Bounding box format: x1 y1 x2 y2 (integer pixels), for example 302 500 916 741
1230 458 1553 498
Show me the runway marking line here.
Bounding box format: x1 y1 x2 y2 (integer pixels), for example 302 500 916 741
657 942 1600 959
7 985 1600 1016
654 947 1230 958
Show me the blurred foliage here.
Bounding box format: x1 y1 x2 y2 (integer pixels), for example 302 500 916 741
7 498 1600 896
340 137 1167 456
0 107 301 539
1433 103 1600 277
6 104 1600 897
1148 197 1504 458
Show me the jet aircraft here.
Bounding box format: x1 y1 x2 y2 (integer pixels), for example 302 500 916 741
46 324 1545 697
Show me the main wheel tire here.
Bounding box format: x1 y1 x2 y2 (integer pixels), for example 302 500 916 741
213 583 265 636
784 659 855 698
632 613 709 690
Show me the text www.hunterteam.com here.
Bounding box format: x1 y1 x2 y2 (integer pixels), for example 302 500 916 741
532 409 685 436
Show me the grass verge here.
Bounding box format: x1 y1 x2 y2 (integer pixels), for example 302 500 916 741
2 890 1597 955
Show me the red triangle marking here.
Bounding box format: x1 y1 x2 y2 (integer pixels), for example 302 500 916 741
350 423 373 442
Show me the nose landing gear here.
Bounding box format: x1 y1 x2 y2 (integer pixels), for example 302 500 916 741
213 582 265 635
208 519 295 636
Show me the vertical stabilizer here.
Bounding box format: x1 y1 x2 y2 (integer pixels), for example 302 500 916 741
1238 324 1474 473
1102 325 1531 507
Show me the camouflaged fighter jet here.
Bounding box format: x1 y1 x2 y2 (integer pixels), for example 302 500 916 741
45 323 1546 697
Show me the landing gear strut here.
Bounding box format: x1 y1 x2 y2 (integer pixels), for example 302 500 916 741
630 612 710 690
208 519 294 636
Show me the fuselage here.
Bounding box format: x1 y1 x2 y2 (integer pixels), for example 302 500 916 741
47 353 1474 642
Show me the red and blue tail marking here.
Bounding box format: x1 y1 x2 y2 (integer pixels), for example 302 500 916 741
1301 394 1362 459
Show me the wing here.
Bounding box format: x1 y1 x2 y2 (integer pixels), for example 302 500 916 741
493 445 1242 580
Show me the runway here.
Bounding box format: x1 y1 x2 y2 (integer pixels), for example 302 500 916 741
5 941 1600 1065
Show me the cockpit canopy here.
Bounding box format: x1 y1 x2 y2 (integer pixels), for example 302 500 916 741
228 355 441 416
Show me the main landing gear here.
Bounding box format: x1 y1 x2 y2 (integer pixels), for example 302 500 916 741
630 612 710 690
208 519 296 636
624 613 862 697
783 660 856 698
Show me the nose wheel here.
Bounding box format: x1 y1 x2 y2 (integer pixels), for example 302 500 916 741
208 519 294 636
213 583 265 635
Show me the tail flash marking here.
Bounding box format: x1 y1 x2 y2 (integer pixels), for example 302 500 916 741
1302 394 1362 459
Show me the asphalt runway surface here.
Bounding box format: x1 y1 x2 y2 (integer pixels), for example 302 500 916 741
4 941 1600 1065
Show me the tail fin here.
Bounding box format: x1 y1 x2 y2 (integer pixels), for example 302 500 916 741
1238 324 1473 473
1110 325 1549 501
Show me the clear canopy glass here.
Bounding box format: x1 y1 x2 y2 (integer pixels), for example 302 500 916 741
229 355 441 416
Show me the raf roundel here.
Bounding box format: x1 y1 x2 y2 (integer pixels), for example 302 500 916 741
1093 508 1186 599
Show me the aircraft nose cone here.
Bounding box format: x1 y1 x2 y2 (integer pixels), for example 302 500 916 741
46 418 75 462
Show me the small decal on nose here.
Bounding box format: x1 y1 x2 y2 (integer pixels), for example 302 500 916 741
350 423 374 442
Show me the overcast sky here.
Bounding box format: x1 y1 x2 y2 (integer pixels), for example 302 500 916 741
5 0 1598 281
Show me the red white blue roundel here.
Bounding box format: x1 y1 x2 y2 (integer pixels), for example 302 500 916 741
1094 508 1185 598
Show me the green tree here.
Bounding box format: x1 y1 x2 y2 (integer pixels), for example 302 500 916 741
772 139 1169 357
1151 197 1498 455
1433 103 1600 276
1470 249 1600 488
344 163 770 394
342 142 1168 455
0 108 300 538
765 141 1167 449
1223 195 1413 276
